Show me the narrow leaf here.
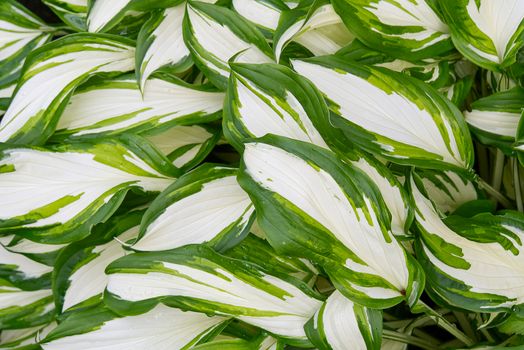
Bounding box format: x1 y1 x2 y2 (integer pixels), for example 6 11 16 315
43 0 88 31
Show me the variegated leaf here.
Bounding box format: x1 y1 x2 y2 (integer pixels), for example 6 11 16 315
87 0 183 33
415 168 480 215
0 283 54 330
465 87 524 152
0 0 53 100
238 136 424 309
226 234 318 287
223 62 331 151
132 164 255 252
183 1 273 89
0 322 54 349
440 0 524 71
105 245 324 344
274 1 353 61
136 4 192 91
305 290 382 350
232 0 287 32
43 0 88 31
53 74 224 140
413 176 524 312
53 210 142 313
0 136 176 244
292 56 474 171
331 0 453 61
41 304 228 350
0 240 52 289
145 124 220 172
0 34 135 145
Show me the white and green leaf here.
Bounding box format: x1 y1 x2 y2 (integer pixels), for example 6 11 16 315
132 164 255 252
41 304 228 350
465 86 524 152
53 74 224 140
105 245 324 344
53 210 142 313
238 136 425 309
0 33 135 145
232 0 287 32
292 56 474 172
0 136 176 244
136 4 192 91
145 124 220 172
0 0 53 96
183 1 273 89
415 168 480 215
304 290 382 350
274 1 353 61
413 176 524 312
331 0 453 60
440 0 524 71
43 0 88 31
0 283 54 330
0 321 55 349
223 62 332 151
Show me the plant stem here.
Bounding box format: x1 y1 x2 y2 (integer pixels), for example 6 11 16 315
491 149 504 191
453 311 478 343
513 158 523 212
477 178 514 209
382 330 439 350
416 300 476 347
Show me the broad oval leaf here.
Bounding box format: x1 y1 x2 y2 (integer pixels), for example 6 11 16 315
136 4 192 91
43 0 88 31
331 0 453 61
223 62 330 151
274 1 353 61
0 33 135 145
238 136 424 309
41 304 228 350
0 136 176 244
465 87 524 152
145 124 220 172
183 1 273 89
440 0 524 71
305 290 382 350
292 56 474 171
53 74 224 140
53 210 142 313
413 176 524 312
132 164 255 252
105 244 323 344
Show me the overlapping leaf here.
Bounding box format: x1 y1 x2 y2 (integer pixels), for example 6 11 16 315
305 290 382 350
232 0 287 32
41 304 228 350
331 0 453 61
52 74 224 140
0 34 135 145
413 176 524 312
136 3 192 91
0 136 176 244
43 0 88 31
292 56 474 171
105 244 324 344
238 136 424 309
183 1 273 89
440 0 524 71
132 164 255 252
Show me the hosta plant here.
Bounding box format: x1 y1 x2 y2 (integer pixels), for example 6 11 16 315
1 0 524 349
